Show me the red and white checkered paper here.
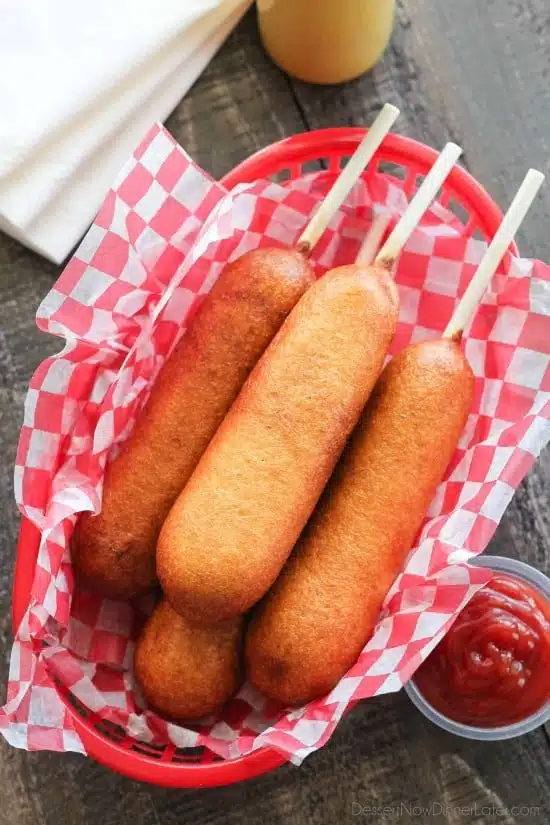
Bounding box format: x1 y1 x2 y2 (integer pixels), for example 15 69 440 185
3 123 550 765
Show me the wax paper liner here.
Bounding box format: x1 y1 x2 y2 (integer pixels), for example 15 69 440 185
3 123 550 765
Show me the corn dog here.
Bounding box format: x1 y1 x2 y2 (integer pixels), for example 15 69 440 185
157 263 399 621
135 600 243 721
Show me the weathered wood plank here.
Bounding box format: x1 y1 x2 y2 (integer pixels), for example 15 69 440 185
166 11 308 179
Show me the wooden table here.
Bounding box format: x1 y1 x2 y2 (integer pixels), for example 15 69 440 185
1 4 549 823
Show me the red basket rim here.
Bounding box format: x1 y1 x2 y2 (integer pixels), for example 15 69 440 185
11 127 516 787
223 127 519 260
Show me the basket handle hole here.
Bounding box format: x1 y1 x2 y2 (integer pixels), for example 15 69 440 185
171 745 221 764
377 161 409 182
444 195 472 227
471 226 488 242
95 720 127 743
272 168 292 183
300 159 325 176
131 743 164 759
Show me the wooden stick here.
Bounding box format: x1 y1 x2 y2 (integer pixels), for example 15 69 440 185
443 168 545 339
356 209 392 265
375 143 463 264
297 103 400 252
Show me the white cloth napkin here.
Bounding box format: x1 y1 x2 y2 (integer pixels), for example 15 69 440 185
0 0 250 263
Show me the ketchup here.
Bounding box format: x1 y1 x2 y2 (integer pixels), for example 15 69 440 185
414 573 550 727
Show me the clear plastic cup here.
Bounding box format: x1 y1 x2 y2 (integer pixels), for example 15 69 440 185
404 554 550 740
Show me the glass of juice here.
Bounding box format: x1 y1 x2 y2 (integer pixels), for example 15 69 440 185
257 0 395 85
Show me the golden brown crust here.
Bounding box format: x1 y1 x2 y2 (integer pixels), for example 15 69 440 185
134 600 243 722
71 248 314 599
245 338 475 706
157 264 399 621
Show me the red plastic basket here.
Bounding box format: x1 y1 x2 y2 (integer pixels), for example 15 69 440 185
12 128 518 788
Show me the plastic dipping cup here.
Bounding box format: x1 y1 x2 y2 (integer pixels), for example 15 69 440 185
404 555 550 741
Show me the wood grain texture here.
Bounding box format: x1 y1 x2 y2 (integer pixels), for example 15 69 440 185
0 3 549 824
166 13 308 177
